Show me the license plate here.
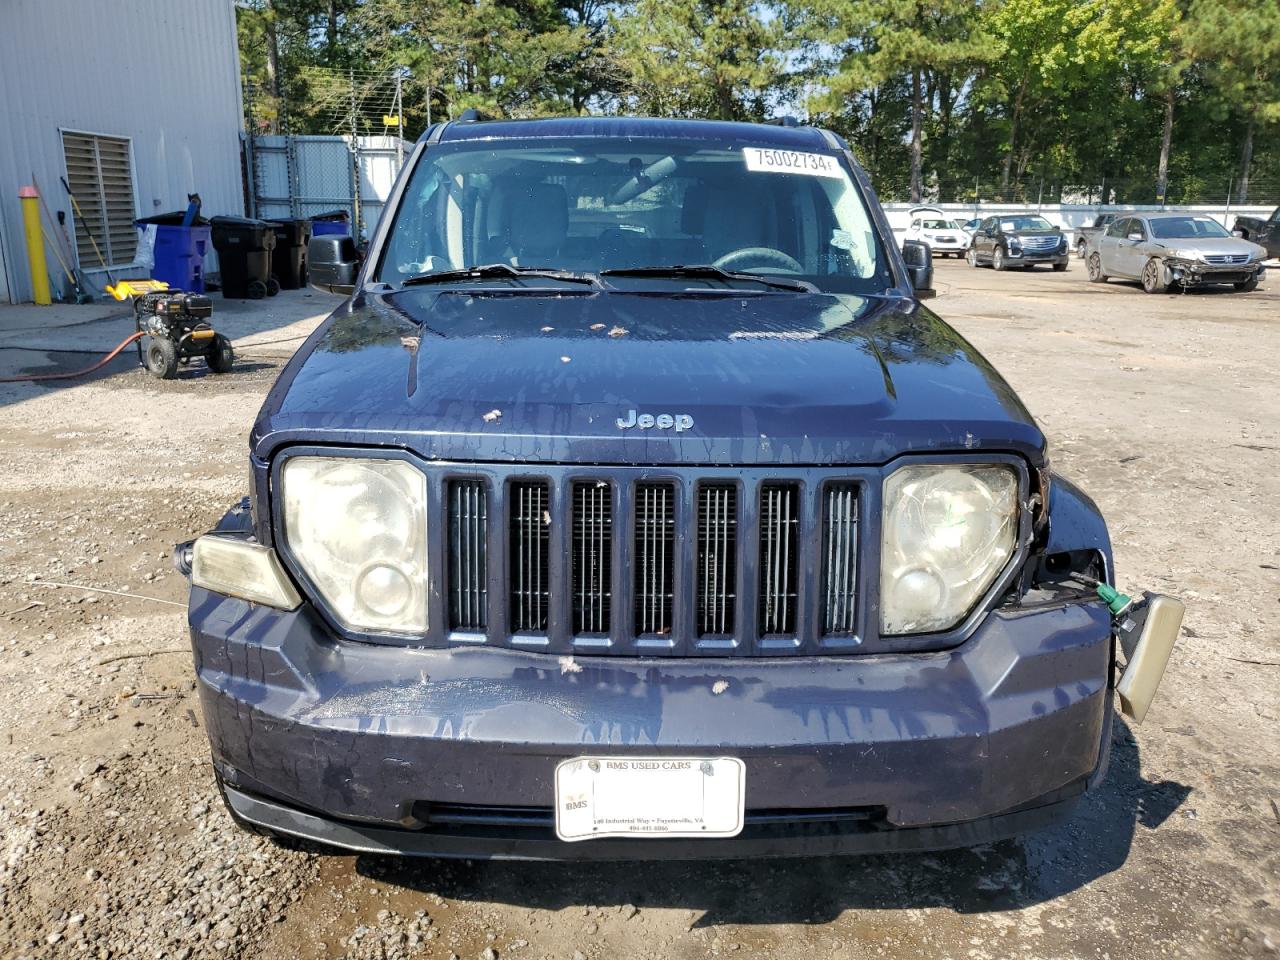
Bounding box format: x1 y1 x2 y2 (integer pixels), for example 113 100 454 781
554 756 746 842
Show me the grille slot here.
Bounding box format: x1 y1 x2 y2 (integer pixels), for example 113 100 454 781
572 482 613 634
447 480 488 631
697 484 737 635
509 481 551 632
758 483 799 635
822 484 859 634
634 483 675 635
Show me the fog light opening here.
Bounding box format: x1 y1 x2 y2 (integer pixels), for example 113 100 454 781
886 567 948 628
356 563 413 618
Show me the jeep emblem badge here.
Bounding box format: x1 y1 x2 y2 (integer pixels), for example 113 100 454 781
616 409 694 432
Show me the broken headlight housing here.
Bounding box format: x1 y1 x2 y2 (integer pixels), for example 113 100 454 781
281 456 428 634
880 464 1019 635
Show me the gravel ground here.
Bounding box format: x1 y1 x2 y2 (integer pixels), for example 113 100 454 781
0 267 1277 960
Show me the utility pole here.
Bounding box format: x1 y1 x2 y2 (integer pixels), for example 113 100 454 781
348 68 363 239
395 70 404 167
244 76 259 218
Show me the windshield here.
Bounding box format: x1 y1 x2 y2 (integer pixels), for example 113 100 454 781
921 219 956 230
1000 216 1054 232
376 137 893 293
1148 216 1231 239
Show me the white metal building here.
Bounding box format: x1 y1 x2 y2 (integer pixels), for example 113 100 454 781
0 0 244 304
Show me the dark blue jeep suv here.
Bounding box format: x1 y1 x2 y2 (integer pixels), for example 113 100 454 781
180 116 1179 859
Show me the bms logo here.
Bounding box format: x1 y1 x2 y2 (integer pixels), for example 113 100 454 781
616 410 694 432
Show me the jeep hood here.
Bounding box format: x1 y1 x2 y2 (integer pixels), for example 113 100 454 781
253 289 1045 466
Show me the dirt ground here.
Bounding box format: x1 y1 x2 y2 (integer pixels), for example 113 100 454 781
0 261 1276 960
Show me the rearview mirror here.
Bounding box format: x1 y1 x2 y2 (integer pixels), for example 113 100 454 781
308 235 362 295
901 240 935 300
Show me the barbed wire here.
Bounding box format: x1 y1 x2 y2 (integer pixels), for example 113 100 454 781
244 62 408 138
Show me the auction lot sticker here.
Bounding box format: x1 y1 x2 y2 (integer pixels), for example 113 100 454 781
555 756 746 842
743 146 843 178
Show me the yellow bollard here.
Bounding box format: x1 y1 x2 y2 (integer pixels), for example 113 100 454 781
19 186 52 305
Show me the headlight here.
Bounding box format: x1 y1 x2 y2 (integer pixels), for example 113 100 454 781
880 464 1019 635
282 456 428 633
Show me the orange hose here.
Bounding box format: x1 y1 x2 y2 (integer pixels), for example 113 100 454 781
0 331 145 383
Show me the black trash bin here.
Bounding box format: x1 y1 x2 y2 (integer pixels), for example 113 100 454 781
210 216 278 299
268 218 312 290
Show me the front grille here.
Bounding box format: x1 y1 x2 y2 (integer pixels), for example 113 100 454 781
447 480 488 631
433 469 868 654
571 482 612 634
697 484 737 635
1019 236 1060 251
634 483 675 635
510 481 550 632
1203 253 1249 265
822 485 858 634
758 484 798 635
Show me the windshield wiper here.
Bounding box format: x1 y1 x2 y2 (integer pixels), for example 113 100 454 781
400 263 602 288
600 265 818 293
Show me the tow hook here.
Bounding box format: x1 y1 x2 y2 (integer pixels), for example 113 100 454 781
1089 579 1185 723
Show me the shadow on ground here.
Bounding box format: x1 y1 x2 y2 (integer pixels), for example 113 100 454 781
338 720 1189 926
0 288 336 408
0 347 277 385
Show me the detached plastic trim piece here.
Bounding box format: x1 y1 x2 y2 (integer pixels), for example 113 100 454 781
192 536 302 611
1116 594 1184 724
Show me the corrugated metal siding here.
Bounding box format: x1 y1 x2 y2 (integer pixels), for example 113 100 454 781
0 0 244 303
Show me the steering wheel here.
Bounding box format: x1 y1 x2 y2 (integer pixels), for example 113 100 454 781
713 246 804 274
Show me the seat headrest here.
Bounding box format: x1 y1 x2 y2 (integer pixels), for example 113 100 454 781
681 183 708 235
509 182 569 262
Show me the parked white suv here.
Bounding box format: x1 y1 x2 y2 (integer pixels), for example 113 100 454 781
903 207 969 258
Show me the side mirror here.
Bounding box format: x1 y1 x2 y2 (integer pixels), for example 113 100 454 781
1232 229 1244 238
1126 232 1143 242
308 235 362 295
901 239 935 300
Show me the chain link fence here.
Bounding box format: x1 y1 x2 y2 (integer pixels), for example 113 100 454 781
242 66 412 239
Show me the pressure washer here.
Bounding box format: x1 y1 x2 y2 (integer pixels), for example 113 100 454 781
107 280 234 380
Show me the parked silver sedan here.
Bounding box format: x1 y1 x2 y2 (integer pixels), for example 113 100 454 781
1086 212 1267 293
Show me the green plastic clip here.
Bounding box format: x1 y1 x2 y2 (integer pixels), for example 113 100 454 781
1095 582 1133 616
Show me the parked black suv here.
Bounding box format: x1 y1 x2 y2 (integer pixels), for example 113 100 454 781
967 213 1070 271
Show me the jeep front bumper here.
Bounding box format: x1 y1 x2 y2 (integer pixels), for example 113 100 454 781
190 587 1113 860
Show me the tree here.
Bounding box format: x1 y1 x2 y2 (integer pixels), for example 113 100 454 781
1184 0 1280 202
611 0 785 120
800 0 995 201
234 0 1280 204
351 0 610 119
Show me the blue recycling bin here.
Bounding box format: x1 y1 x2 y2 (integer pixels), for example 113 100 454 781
309 209 351 238
144 223 212 293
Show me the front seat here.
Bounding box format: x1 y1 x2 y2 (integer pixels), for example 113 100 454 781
508 182 569 266
693 182 776 262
